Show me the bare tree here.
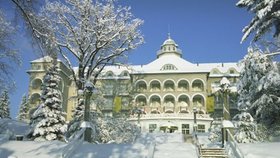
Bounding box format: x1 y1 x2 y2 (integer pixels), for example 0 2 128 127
10 0 58 58
37 0 144 140
0 10 21 93
37 0 144 90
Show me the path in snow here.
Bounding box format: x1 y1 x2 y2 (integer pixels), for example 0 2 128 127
137 133 197 158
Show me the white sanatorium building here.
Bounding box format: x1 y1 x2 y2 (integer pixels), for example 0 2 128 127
27 36 240 134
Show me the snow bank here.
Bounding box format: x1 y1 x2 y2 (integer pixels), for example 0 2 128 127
239 142 280 158
0 119 30 140
0 140 66 158
0 132 198 158
197 132 222 148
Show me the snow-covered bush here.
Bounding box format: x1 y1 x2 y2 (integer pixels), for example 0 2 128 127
92 115 140 144
29 65 66 141
233 111 258 143
208 122 222 142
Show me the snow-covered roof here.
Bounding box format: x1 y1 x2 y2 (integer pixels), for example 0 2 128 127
31 56 61 63
34 38 240 77
129 53 240 74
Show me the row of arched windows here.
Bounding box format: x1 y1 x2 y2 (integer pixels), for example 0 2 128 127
31 78 64 91
135 79 205 92
135 93 206 114
135 93 205 108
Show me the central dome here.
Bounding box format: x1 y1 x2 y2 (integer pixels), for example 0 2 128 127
162 38 177 46
157 34 182 58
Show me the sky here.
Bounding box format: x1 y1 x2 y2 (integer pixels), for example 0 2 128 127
1 0 253 118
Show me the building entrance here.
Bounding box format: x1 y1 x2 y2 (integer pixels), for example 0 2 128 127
160 126 178 133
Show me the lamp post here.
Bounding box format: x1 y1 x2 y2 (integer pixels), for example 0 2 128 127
83 81 96 142
193 107 198 134
219 77 232 120
213 77 237 147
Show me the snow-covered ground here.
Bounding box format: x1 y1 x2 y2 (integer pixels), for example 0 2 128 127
197 132 222 148
0 132 197 158
1 119 280 158
239 142 280 158
0 119 30 141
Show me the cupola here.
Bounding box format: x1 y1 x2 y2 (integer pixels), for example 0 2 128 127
157 34 182 58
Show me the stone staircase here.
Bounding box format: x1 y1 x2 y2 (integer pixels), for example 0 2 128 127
199 147 228 158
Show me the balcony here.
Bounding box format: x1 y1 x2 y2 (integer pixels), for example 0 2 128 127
163 102 175 113
129 113 211 120
150 87 160 92
192 87 203 92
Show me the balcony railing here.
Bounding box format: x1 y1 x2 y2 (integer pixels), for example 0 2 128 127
192 87 203 92
129 113 211 119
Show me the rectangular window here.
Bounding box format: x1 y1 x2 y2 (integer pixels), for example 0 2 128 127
149 124 157 133
197 124 205 133
182 124 190 135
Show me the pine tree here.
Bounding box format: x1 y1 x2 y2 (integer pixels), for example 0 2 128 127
233 110 258 143
29 65 66 141
237 47 280 128
0 90 10 118
66 96 84 139
237 0 280 42
17 94 30 122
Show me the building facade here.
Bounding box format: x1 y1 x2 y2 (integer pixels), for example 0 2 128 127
27 36 240 134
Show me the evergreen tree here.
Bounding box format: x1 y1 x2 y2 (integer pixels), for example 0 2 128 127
29 65 66 141
237 47 280 128
0 90 10 118
66 96 84 139
237 0 280 42
17 94 30 122
233 110 258 143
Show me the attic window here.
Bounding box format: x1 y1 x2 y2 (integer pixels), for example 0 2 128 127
161 64 177 71
212 70 219 74
229 70 235 74
107 72 114 77
123 72 129 76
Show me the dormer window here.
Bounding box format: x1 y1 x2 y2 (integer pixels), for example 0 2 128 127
106 71 114 77
161 64 177 71
229 70 235 74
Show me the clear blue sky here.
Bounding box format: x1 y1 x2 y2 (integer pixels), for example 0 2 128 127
1 0 252 118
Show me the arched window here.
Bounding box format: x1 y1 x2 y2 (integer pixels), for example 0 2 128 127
192 95 205 110
161 64 177 71
106 71 114 77
192 79 204 92
178 95 190 107
136 80 147 91
178 80 189 91
32 78 42 89
30 93 41 105
150 80 161 91
150 95 161 107
135 95 147 106
164 80 175 91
